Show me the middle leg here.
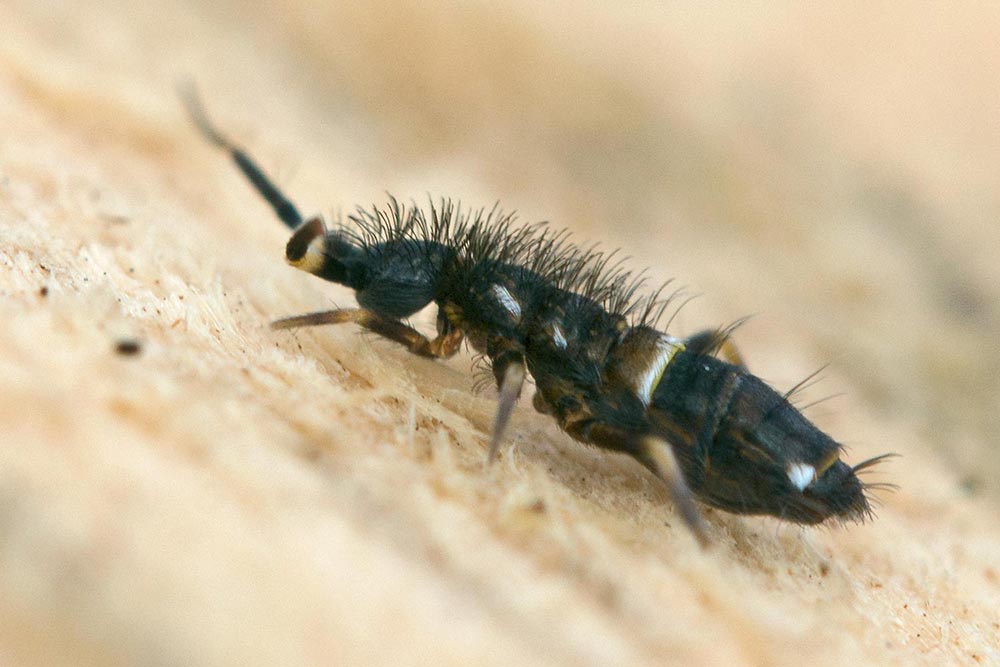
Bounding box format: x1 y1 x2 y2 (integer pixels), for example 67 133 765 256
485 336 526 464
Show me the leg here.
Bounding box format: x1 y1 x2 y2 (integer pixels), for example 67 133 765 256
637 436 710 548
531 391 553 415
553 395 710 548
684 328 746 369
485 338 526 464
272 308 463 359
432 309 465 358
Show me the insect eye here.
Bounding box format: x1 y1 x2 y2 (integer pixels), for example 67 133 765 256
285 218 328 269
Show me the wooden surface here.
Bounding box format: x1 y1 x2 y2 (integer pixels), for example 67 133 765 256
2 2 999 665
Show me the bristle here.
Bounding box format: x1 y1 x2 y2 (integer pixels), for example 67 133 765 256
782 363 832 403
661 292 700 332
852 452 900 474
852 454 900 523
795 392 845 413
332 195 695 329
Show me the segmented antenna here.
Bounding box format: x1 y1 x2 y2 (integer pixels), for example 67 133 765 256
179 83 304 230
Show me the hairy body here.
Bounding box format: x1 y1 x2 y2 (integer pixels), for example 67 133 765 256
183 88 890 546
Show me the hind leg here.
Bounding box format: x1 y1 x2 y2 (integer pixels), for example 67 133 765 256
684 328 746 369
483 338 526 464
540 386 710 547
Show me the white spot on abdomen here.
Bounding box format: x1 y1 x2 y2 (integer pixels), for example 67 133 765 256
787 462 817 491
490 284 522 320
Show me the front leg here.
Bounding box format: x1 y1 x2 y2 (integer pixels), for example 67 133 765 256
272 308 463 359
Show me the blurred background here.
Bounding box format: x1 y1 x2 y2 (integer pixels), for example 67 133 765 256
2 1 999 665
